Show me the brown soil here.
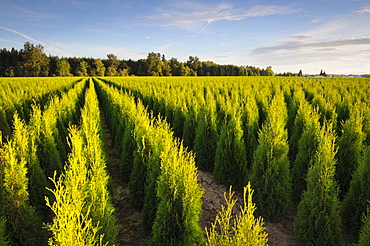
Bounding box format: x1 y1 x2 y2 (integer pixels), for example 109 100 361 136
100 111 149 246
198 170 294 246
198 169 357 246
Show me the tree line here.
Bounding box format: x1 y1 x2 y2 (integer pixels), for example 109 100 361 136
0 42 274 77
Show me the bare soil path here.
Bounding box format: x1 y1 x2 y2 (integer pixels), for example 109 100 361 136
100 110 149 246
198 170 295 246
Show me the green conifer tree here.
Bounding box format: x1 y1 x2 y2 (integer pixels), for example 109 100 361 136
241 95 259 170
0 217 10 246
1 130 44 245
341 146 370 237
356 205 370 246
120 119 136 182
194 108 218 171
182 106 198 150
294 123 343 246
250 92 291 222
336 107 365 199
214 113 247 190
150 141 204 246
291 105 321 203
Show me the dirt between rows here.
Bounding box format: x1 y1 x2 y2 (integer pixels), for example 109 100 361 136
198 170 295 246
101 110 293 246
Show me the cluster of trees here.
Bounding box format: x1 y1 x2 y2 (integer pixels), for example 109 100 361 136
0 42 274 77
275 69 329 77
275 70 304 77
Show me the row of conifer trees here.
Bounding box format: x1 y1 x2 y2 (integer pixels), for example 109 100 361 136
0 78 86 245
0 77 79 141
46 79 117 245
95 78 206 245
102 76 370 245
96 77 271 245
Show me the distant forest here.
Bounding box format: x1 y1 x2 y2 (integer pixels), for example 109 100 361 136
0 42 274 77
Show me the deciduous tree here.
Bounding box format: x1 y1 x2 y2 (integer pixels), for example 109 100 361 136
56 59 71 76
93 58 105 76
22 42 49 76
75 60 89 76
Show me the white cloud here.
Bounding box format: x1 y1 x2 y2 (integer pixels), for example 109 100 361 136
353 6 370 14
160 43 173 49
247 35 370 74
219 43 231 47
0 38 23 45
245 5 370 75
144 1 300 32
310 18 324 23
252 36 370 54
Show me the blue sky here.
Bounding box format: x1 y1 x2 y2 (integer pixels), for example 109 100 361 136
1 0 369 74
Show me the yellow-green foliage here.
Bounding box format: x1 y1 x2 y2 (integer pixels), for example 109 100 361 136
95 78 204 245
206 183 268 246
151 139 204 245
1 76 370 245
46 128 102 246
0 77 79 139
336 105 365 199
250 92 291 222
342 146 370 238
46 81 117 245
291 104 321 204
42 78 87 164
294 123 343 246
0 118 44 245
102 76 370 241
81 80 117 245
214 112 247 190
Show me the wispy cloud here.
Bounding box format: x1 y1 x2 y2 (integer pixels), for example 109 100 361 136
353 6 370 14
310 18 324 24
252 35 370 54
0 27 44 45
245 6 370 74
247 34 370 74
0 27 73 57
159 43 173 49
0 38 23 45
144 1 300 32
219 42 231 47
310 5 370 24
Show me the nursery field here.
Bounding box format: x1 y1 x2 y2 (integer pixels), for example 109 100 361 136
0 76 369 245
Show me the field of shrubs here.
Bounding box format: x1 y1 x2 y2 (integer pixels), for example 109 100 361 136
0 76 369 245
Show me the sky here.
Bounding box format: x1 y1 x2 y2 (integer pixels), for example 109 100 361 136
0 0 369 74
